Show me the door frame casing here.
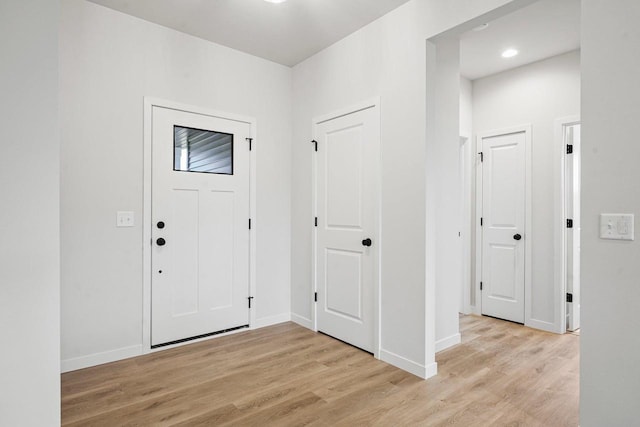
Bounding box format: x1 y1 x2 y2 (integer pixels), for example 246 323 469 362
474 124 532 325
459 132 472 315
311 97 381 359
142 97 257 353
554 115 581 334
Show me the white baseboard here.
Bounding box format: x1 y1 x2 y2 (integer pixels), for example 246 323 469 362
379 348 437 379
61 344 142 373
291 313 313 330
62 313 292 373
435 333 461 353
252 312 291 329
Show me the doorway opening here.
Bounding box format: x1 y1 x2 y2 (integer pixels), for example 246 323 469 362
428 0 582 350
557 117 581 332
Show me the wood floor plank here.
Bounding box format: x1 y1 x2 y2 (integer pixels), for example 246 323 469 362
62 315 580 426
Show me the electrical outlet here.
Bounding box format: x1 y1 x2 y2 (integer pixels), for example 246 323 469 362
117 211 135 227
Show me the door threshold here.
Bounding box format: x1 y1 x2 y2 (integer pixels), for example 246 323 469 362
481 314 524 326
152 324 249 349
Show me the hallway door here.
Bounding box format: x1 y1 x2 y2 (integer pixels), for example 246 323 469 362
479 129 527 323
314 103 380 353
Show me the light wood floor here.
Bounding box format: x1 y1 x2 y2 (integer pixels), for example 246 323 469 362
61 315 579 426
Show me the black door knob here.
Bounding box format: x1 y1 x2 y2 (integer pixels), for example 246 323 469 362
362 238 372 247
157 221 165 229
513 234 522 241
156 238 166 246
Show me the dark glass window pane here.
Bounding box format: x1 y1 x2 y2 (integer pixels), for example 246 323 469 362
174 126 233 175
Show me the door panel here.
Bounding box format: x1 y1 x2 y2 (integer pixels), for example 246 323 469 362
170 189 199 316
481 131 526 323
151 106 250 346
326 249 362 320
326 126 363 228
201 190 235 310
316 105 379 353
488 244 518 300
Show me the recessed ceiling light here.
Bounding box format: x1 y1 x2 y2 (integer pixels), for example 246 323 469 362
472 23 489 32
264 0 287 3
501 48 519 58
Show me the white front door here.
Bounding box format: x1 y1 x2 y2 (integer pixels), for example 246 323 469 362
151 105 251 347
314 104 379 353
480 130 527 323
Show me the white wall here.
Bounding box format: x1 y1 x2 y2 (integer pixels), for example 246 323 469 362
291 0 528 377
60 0 292 370
460 76 476 310
581 1 640 424
460 76 476 314
0 0 60 424
472 50 580 328
460 77 473 136
431 38 462 351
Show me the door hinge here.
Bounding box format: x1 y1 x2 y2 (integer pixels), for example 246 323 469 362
480 281 483 291
567 219 573 228
480 217 483 226
566 293 573 303
249 218 252 230
311 139 318 152
314 292 318 302
314 217 318 227
248 296 254 308
566 144 573 154
246 137 253 151
479 152 484 162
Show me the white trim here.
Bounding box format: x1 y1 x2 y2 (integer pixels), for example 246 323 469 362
459 133 472 315
311 97 382 359
473 134 483 316
475 125 532 325
291 313 314 330
142 97 257 354
66 316 292 372
252 313 291 329
554 115 580 334
435 333 462 353
379 349 437 379
313 97 380 125
248 122 258 331
61 345 142 373
311 115 318 334
523 124 534 329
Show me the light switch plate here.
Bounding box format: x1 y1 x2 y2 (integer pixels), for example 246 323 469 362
600 213 634 240
117 211 135 227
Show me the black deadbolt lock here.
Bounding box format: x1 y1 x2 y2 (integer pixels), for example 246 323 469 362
362 238 372 247
157 221 165 229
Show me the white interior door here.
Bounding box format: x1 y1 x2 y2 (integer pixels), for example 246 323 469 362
315 104 379 353
151 106 251 347
480 130 526 323
566 124 581 331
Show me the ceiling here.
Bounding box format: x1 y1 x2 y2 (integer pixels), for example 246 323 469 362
460 0 581 80
87 0 412 67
